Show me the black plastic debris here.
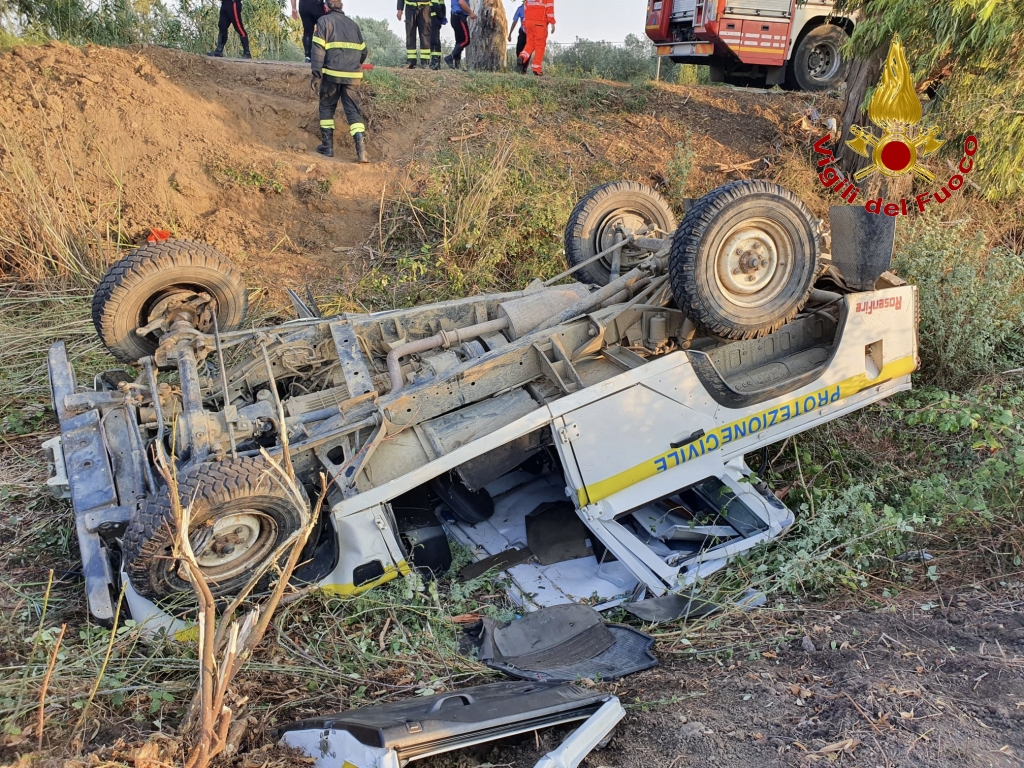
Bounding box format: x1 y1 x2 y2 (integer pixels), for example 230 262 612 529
462 603 657 682
622 593 721 623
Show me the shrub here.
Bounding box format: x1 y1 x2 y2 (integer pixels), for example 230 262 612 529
893 221 1024 386
353 16 405 68
548 34 675 84
767 483 932 594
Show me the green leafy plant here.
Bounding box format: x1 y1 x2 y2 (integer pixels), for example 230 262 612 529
893 220 1024 386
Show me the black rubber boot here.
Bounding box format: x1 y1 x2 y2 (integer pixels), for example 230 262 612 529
207 46 224 57
429 59 440 70
316 128 334 158
354 132 368 164
408 61 417 69
241 41 252 59
444 53 455 70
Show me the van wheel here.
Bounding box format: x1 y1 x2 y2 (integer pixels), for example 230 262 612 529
122 457 306 600
669 180 820 340
564 181 677 286
92 240 247 363
790 25 850 92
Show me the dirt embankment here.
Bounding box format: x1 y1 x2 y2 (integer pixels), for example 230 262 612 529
0 42 434 290
0 41 824 297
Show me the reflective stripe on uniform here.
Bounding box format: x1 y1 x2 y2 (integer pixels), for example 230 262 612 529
320 119 335 129
322 40 366 50
322 68 364 78
349 122 366 136
312 35 327 47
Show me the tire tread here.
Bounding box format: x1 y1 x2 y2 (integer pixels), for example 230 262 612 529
92 240 247 363
669 179 820 340
122 456 303 600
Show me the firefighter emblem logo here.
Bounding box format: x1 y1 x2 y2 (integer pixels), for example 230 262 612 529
845 34 944 182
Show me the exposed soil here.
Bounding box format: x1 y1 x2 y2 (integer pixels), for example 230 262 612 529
0 41 827 299
421 590 1024 768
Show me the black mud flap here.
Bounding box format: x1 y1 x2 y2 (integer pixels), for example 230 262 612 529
828 205 897 291
276 680 612 765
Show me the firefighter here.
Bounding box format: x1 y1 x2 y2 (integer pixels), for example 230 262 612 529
517 0 555 76
443 0 477 70
310 0 369 163
208 0 251 59
291 0 325 63
508 0 527 65
397 0 430 69
428 0 447 71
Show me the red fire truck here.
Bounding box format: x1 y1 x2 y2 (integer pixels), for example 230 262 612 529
645 0 856 91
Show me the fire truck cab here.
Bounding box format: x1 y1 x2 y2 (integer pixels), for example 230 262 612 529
645 0 855 91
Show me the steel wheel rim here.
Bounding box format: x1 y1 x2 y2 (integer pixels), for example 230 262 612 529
195 511 279 581
138 285 219 343
597 210 653 270
807 41 840 81
714 218 794 308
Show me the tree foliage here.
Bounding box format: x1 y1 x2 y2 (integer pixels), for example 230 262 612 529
842 0 1024 199
547 33 682 84
353 16 404 68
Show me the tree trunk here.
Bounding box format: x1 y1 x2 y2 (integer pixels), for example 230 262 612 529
837 44 886 180
466 0 507 72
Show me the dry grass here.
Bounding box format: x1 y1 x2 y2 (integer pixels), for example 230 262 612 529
0 126 116 286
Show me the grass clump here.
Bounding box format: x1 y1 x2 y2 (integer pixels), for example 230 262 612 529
218 165 284 194
366 131 587 306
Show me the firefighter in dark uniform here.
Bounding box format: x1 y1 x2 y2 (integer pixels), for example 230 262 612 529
397 0 430 68
310 0 369 163
428 0 446 70
208 0 251 58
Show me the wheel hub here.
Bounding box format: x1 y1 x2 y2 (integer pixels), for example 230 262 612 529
597 211 650 269
808 43 839 80
715 219 794 308
195 511 278 579
138 289 217 339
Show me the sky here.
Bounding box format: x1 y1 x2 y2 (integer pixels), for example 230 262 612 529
341 0 649 46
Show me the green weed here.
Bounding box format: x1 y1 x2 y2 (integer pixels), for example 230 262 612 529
665 133 695 208
218 165 284 194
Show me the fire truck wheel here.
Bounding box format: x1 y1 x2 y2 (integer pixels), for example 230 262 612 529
669 180 820 340
92 240 247 363
122 456 307 601
791 24 850 92
564 181 677 286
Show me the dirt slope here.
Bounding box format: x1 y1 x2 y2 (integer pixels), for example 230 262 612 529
0 42 437 290
0 41 823 299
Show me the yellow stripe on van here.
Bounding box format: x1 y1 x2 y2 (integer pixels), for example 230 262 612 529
319 560 412 597
578 354 917 506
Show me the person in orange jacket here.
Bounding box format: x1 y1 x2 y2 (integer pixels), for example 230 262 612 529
516 0 555 76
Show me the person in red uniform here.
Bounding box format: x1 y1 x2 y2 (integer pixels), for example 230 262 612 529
517 0 555 76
